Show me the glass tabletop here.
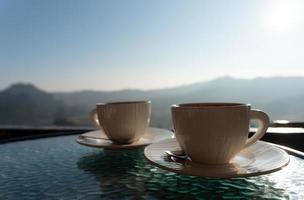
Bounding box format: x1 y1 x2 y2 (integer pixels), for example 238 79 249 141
0 134 303 199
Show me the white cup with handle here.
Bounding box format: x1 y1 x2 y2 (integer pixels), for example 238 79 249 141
91 101 151 144
171 103 269 164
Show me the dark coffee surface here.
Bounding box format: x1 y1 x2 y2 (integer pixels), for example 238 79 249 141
0 135 302 199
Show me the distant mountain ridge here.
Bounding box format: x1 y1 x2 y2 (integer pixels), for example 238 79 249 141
0 83 66 126
1 76 304 128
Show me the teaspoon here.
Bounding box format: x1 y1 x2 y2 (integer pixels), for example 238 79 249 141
165 150 188 159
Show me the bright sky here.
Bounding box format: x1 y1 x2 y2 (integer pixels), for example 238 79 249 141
1 0 304 91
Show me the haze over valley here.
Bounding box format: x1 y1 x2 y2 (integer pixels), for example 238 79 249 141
1 76 304 128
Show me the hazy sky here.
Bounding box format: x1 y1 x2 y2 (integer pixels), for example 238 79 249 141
1 0 304 91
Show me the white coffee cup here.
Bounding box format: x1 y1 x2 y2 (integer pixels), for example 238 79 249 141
171 103 269 164
91 101 151 144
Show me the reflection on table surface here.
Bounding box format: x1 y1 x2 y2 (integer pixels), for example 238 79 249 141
0 135 303 199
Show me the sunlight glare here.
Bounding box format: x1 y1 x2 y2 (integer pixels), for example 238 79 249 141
263 0 303 32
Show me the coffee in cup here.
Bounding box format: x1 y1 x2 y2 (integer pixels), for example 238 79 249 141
171 103 269 164
91 101 151 144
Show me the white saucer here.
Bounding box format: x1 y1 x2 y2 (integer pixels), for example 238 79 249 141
144 138 290 178
76 127 174 150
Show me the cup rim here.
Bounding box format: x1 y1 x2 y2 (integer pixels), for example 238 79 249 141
172 102 251 109
96 100 151 106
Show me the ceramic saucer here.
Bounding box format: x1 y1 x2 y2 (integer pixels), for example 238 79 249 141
76 127 174 150
144 138 290 178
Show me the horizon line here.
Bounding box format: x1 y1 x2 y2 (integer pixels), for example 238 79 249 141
2 75 304 93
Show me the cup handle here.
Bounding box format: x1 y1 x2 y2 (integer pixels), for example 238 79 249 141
244 109 270 148
90 108 101 128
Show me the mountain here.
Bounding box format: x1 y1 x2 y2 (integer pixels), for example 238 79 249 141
0 83 68 126
1 76 304 128
53 76 304 127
